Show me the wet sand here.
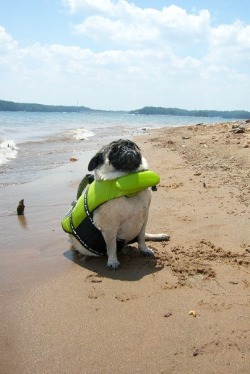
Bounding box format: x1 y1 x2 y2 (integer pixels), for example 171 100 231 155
0 121 250 373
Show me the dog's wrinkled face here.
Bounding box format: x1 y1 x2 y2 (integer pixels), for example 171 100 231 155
108 139 142 171
88 139 147 180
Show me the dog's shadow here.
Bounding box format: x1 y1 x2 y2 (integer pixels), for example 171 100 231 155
63 245 164 281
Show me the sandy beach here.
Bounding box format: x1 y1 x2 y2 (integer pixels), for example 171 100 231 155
1 121 250 373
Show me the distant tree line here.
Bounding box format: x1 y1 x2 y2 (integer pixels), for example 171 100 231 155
0 99 92 112
129 106 250 119
1 100 250 119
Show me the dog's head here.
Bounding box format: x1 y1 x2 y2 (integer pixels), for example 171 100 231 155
88 139 148 180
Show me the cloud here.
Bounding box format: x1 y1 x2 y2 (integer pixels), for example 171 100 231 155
210 20 250 47
69 2 211 48
0 1 250 110
63 0 117 14
206 20 250 73
0 26 18 51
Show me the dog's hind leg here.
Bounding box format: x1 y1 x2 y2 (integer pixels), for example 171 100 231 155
137 220 155 257
145 233 170 241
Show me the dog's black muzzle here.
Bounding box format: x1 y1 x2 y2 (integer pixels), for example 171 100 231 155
109 147 142 171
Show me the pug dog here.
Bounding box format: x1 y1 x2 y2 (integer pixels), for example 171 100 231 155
69 139 169 269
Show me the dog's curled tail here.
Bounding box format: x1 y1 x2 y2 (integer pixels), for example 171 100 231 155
76 174 95 199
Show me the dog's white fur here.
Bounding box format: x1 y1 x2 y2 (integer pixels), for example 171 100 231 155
69 142 169 269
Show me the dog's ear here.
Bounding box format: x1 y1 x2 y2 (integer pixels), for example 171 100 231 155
88 152 104 171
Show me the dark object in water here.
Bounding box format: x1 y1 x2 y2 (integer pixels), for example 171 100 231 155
17 199 25 215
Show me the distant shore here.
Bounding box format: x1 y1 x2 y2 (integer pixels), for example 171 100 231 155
1 99 250 119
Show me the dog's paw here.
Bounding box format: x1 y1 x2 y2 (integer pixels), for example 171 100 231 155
159 234 170 241
139 247 155 258
107 258 120 270
145 233 170 241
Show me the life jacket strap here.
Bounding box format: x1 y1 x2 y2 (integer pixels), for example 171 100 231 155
69 212 105 256
68 186 106 256
84 186 94 223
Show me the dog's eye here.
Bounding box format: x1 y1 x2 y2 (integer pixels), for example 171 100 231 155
112 146 119 153
127 141 140 150
123 141 134 149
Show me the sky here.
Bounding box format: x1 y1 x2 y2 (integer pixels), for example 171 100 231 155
0 0 250 111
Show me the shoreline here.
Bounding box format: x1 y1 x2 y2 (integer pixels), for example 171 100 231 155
0 149 96 294
1 113 242 186
1 121 250 373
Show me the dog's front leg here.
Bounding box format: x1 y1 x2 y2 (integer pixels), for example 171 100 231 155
102 234 120 270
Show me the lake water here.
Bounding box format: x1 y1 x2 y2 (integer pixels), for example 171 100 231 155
0 110 238 186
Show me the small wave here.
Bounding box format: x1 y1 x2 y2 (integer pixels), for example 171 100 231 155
0 140 19 165
67 128 95 141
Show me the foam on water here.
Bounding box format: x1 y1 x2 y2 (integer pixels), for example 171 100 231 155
67 128 95 141
0 140 19 165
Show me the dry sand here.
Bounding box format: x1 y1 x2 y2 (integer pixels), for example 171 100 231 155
0 121 250 373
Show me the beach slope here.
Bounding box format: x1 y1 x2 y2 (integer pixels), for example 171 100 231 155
1 121 250 373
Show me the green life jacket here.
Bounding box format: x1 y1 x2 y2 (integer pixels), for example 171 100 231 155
61 170 160 255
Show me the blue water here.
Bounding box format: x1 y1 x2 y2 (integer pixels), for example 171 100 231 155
0 110 237 186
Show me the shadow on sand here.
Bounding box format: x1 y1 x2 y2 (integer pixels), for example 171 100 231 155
63 245 164 282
